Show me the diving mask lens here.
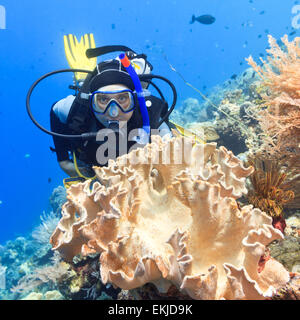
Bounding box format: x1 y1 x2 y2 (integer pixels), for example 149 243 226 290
92 90 135 114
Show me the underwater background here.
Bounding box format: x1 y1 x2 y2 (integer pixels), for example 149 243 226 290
0 0 299 300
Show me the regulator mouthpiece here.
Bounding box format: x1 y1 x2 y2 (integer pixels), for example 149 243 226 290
108 120 119 132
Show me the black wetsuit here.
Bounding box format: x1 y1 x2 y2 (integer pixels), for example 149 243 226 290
50 95 171 167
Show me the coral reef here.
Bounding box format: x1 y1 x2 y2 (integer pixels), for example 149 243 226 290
0 183 121 301
129 283 192 300
246 156 295 233
170 67 264 157
49 186 67 216
50 135 290 300
21 292 44 300
213 101 261 155
269 235 300 273
58 253 120 300
170 98 209 126
31 211 60 246
246 35 300 161
11 251 72 295
21 290 64 300
285 213 300 238
246 35 300 210
270 273 300 300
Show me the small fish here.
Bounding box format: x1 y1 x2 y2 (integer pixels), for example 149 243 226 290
258 34 262 38
259 10 265 15
24 153 30 158
231 74 237 80
170 122 206 144
190 14 216 25
264 29 269 34
111 24 115 30
225 26 230 30
48 177 52 183
240 61 244 65
259 53 264 57
289 30 296 36
0 200 2 205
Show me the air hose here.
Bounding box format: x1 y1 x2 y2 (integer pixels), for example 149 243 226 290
26 68 96 140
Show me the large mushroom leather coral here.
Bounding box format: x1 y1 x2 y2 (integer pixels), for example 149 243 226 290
50 135 290 300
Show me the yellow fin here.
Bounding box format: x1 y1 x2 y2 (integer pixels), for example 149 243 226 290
64 33 97 81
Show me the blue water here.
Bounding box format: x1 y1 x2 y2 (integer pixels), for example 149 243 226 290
0 0 298 243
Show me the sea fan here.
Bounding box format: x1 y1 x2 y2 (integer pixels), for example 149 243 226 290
31 211 60 245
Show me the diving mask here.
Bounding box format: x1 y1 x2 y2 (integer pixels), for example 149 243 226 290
91 89 135 117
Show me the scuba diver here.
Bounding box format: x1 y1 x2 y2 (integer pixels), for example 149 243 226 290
26 34 178 187
50 56 173 177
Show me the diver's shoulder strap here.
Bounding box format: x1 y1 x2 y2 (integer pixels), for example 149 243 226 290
67 98 93 133
146 95 169 129
66 72 95 133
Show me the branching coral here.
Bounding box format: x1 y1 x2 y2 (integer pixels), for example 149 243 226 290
50 136 290 300
246 34 300 210
246 35 300 167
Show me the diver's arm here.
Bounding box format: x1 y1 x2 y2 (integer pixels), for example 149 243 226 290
50 106 72 161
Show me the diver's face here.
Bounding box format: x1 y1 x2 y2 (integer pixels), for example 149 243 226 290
93 84 134 128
